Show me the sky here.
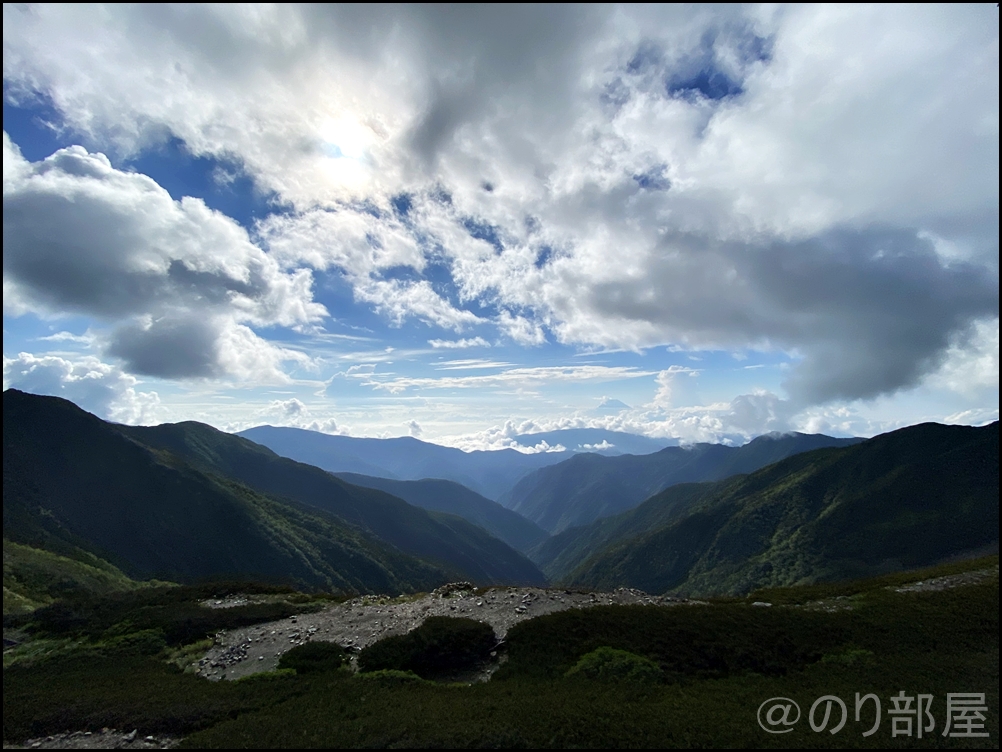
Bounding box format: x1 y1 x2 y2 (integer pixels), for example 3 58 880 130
3 4 998 451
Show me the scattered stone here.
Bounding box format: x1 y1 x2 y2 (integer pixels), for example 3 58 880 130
195 583 702 682
890 566 998 593
6 729 179 749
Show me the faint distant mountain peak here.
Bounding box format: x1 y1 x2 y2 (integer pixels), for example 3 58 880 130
595 398 630 411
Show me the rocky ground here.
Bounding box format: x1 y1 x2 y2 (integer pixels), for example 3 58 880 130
890 565 999 593
194 568 1001 681
195 583 703 681
3 730 177 750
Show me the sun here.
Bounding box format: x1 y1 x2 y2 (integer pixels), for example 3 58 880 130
320 117 373 161
316 116 376 190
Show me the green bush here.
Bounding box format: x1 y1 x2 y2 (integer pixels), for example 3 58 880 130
565 646 663 684
357 617 496 679
102 628 168 657
820 647 875 666
277 641 347 674
21 586 309 646
356 669 430 685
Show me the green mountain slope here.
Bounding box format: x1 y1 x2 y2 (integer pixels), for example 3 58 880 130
503 432 863 533
528 481 723 580
3 540 146 615
3 389 451 593
124 421 546 586
562 421 999 595
334 473 549 553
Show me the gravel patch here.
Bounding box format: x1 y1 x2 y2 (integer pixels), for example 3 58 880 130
890 565 998 593
194 583 703 681
3 730 177 749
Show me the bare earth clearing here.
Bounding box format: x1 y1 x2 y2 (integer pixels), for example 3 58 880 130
196 583 701 681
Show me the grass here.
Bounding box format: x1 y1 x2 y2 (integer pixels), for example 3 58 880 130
2 539 151 615
4 557 997 748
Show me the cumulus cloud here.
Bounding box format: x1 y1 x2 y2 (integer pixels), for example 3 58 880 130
250 397 345 435
3 351 162 424
653 366 700 407
925 318 999 398
3 5 998 408
443 419 569 453
3 135 326 381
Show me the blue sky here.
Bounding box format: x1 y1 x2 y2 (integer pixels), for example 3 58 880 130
3 5 998 449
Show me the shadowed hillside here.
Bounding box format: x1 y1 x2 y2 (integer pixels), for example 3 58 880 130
335 473 549 553
504 432 863 533
5 390 469 593
557 421 998 594
126 421 546 586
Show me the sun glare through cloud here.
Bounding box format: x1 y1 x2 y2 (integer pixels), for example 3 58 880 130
2 4 997 447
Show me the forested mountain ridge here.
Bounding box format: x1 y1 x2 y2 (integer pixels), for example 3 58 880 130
551 421 998 595
504 431 864 533
3 390 544 592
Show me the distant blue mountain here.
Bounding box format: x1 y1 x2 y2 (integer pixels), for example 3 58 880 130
237 426 567 500
238 426 679 500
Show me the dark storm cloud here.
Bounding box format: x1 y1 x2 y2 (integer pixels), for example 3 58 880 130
108 314 221 378
587 227 998 404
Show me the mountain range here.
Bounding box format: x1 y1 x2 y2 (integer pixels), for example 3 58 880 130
333 473 549 553
5 388 997 605
502 432 865 533
535 421 999 594
3 390 544 594
237 425 671 500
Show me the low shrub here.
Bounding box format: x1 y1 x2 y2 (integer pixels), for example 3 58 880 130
277 641 347 674
819 647 875 666
565 646 663 683
357 617 496 679
356 669 429 685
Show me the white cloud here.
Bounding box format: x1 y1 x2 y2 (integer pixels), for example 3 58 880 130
442 419 570 453
360 364 656 393
3 351 162 424
428 337 491 349
36 330 95 344
653 365 700 407
3 134 326 381
434 359 513 370
249 397 346 435
3 5 997 410
924 317 999 398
